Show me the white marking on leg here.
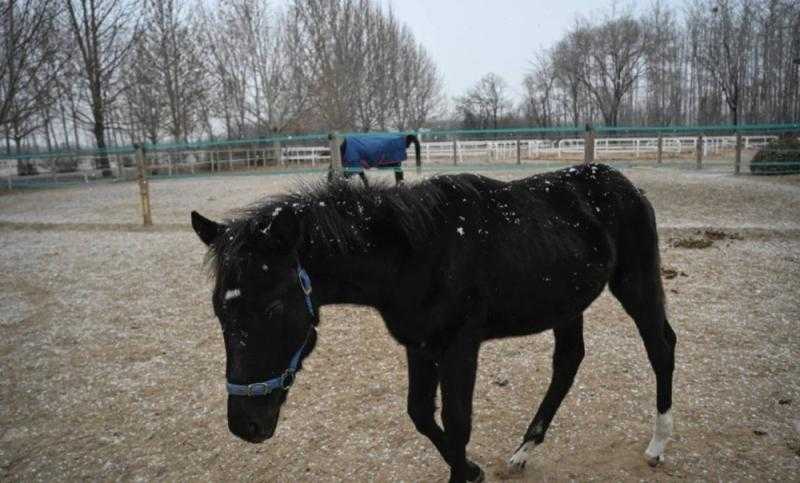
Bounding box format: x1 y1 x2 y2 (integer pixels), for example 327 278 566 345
224 288 241 300
508 441 535 469
644 409 673 466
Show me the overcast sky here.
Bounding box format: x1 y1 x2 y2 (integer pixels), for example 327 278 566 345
386 0 592 99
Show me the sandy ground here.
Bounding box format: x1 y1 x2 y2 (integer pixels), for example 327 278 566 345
1 165 799 481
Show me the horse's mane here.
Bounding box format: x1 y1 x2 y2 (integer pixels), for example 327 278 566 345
206 175 483 279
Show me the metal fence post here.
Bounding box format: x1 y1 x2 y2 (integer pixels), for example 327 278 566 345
516 136 521 165
696 134 703 169
452 138 458 165
135 144 152 226
584 123 595 164
735 131 742 175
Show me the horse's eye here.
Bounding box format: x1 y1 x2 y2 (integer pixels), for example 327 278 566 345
265 300 284 319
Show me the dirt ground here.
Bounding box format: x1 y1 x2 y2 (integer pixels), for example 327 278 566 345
1 165 799 481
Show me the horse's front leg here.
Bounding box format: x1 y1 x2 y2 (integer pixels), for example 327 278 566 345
405 348 483 481
508 316 585 471
438 331 482 483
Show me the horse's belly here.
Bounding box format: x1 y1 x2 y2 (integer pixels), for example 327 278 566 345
483 258 610 339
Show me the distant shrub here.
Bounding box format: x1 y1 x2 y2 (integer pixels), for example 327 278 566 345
750 136 800 175
53 157 79 173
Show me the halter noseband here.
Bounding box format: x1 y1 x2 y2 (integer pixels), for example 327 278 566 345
225 263 316 397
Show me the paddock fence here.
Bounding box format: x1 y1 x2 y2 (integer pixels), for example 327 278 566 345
2 123 799 191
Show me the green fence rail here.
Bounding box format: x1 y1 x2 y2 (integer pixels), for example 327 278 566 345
3 123 799 162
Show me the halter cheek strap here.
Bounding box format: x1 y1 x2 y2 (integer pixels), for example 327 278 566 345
297 265 314 317
225 263 316 397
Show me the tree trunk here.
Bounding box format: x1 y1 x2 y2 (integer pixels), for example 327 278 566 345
4 126 11 155
91 98 112 176
59 99 71 149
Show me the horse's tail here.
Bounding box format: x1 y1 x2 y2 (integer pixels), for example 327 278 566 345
406 134 421 171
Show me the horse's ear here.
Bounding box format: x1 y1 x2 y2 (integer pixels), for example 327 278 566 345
191 211 224 246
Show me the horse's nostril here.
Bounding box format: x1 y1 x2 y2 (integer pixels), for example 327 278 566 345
248 422 259 436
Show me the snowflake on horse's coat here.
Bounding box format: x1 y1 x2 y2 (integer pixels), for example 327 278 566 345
191 163 676 483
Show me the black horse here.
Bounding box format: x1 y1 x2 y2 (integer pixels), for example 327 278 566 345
191 163 676 482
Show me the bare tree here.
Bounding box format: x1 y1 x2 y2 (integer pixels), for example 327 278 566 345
140 0 207 142
122 39 162 144
570 12 654 127
689 0 756 126
455 73 512 129
287 0 442 132
642 0 684 125
65 0 138 175
200 0 298 138
519 1 799 128
551 33 586 127
522 53 557 127
1 0 63 172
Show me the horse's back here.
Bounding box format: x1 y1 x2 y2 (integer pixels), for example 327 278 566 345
432 165 656 336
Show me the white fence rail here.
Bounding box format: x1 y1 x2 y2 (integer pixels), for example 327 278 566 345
412 135 777 163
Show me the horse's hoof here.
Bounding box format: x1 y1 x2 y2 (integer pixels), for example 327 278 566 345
507 441 533 473
466 466 485 482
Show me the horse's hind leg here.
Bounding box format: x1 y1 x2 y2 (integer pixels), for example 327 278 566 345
509 315 585 470
610 266 676 466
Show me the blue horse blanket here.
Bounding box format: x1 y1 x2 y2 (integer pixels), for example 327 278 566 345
341 134 407 169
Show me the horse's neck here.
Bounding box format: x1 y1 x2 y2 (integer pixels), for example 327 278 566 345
304 247 395 308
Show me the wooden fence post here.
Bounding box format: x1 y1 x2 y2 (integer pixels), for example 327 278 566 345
696 134 703 169
452 139 458 165
116 154 124 179
329 132 343 178
657 133 663 164
516 136 521 165
584 123 595 164
734 131 742 175
135 144 152 226
228 148 234 170
274 140 283 167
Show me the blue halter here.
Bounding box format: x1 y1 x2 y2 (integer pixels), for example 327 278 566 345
226 264 316 397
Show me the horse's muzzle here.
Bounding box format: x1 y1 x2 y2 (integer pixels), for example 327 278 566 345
227 396 280 443
229 419 276 443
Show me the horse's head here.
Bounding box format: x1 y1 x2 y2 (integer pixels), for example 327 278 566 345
191 209 318 443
